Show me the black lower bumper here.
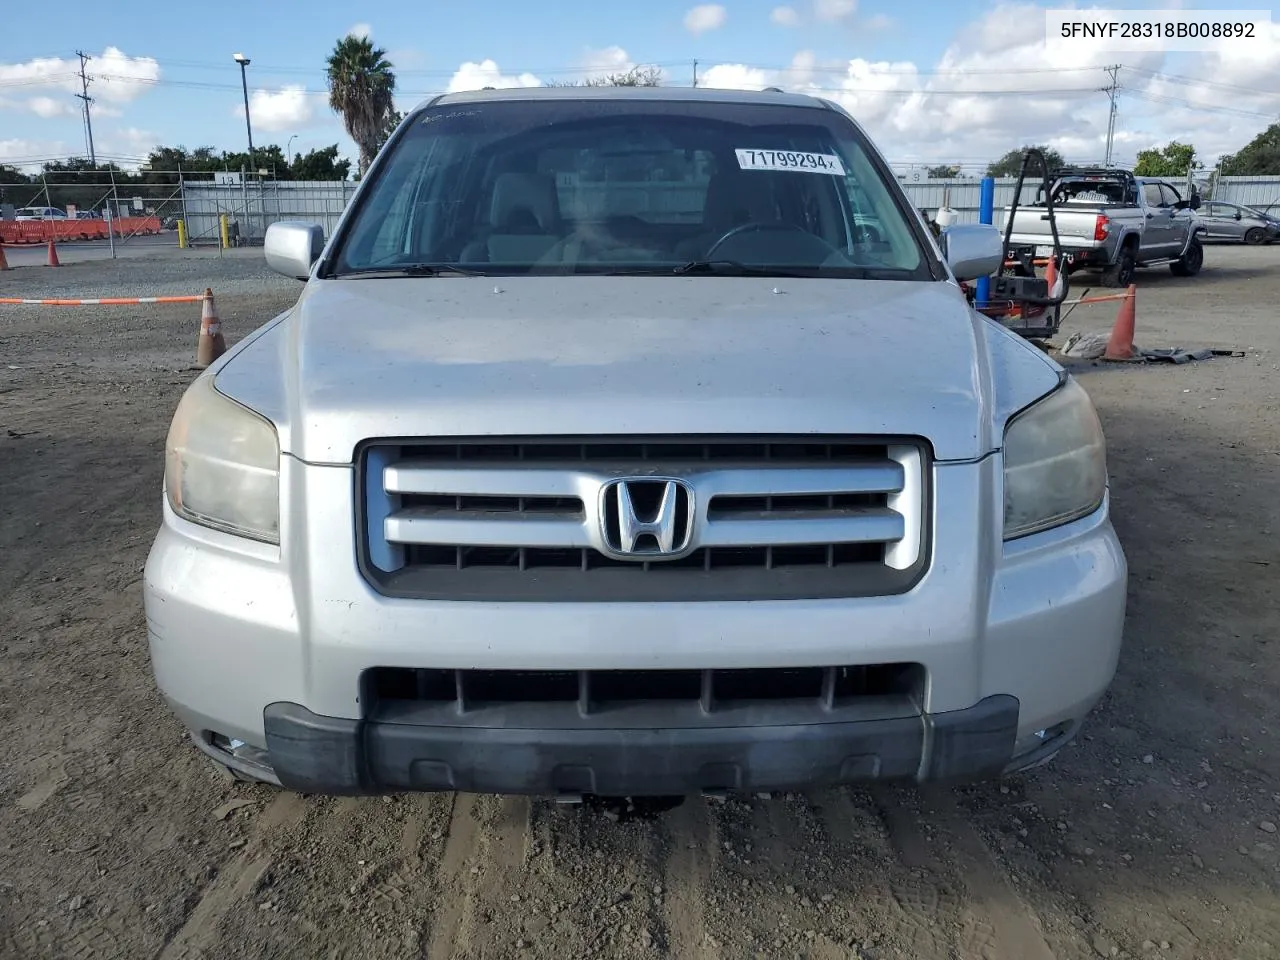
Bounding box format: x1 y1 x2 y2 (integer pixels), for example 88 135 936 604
1061 247 1110 271
262 695 1021 797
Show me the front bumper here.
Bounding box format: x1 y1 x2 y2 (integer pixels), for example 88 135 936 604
258 695 1021 796
144 456 1128 797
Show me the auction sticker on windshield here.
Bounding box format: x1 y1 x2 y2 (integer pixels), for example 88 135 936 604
736 149 846 175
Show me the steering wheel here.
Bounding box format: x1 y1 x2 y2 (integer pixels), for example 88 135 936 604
703 221 816 260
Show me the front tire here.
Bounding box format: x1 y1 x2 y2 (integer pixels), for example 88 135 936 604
1170 237 1204 277
1244 227 1266 245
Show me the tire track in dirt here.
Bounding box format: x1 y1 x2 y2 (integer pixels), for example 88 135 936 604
872 786 1056 960
659 799 719 958
423 793 534 960
355 793 451 920
157 792 306 960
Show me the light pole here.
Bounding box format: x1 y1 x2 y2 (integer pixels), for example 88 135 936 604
287 134 297 174
233 53 254 166
234 53 255 242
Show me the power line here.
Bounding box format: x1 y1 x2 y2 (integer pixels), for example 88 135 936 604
1124 65 1280 99
1126 90 1278 121
75 51 96 166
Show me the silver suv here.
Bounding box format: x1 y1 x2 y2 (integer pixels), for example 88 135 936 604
144 86 1127 799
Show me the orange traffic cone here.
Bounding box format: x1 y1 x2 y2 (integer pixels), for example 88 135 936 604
195 288 227 368
1103 284 1137 361
1044 255 1063 299
46 240 60 267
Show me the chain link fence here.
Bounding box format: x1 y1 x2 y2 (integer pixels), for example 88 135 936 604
179 178 359 247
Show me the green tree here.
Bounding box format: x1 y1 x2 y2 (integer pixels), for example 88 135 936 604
985 146 1065 178
292 145 352 181
1219 122 1280 175
0 163 33 205
550 65 664 87
1134 140 1199 178
586 65 663 86
927 164 962 178
326 36 397 177
375 109 406 153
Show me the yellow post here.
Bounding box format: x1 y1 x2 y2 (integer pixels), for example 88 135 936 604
219 214 230 249
177 219 188 249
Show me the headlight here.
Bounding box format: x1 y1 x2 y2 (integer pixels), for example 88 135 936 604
1003 378 1107 540
164 375 280 543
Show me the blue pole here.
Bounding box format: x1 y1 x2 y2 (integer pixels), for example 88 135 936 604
976 176 995 305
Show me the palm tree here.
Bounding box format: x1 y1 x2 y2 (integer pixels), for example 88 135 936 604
325 36 396 176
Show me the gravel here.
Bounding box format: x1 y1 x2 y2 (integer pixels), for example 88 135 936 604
1 248 299 300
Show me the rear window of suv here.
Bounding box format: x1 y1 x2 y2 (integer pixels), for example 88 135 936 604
329 97 933 280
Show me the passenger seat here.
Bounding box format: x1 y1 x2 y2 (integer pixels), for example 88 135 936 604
463 173 563 263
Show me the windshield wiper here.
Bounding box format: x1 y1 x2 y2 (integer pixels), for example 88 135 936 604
335 263 480 279
673 259 818 277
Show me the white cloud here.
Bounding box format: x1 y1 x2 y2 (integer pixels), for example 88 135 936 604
82 47 161 103
27 96 75 118
446 60 542 93
700 63 775 90
236 85 314 133
771 6 801 26
693 1 1279 168
96 126 159 165
0 137 69 169
0 46 159 104
865 13 893 30
684 4 728 35
814 0 857 22
347 23 372 40
581 45 634 79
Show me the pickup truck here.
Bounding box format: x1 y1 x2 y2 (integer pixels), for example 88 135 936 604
143 86 1128 801
1003 168 1205 287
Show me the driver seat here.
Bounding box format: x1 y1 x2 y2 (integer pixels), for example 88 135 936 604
675 172 778 259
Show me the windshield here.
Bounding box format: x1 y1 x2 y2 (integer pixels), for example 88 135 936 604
328 97 931 279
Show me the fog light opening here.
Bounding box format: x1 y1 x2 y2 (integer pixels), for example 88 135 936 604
207 732 273 771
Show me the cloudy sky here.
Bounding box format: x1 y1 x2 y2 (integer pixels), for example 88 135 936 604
1 0 1276 175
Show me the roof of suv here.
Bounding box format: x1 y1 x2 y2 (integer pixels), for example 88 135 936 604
421 84 834 112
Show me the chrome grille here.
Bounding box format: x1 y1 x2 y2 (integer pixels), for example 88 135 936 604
359 437 928 602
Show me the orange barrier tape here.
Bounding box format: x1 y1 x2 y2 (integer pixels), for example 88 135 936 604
0 295 206 305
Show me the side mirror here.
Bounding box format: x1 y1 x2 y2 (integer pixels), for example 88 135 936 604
265 221 325 281
1234 211 1242 220
941 223 1004 282
1189 194 1201 210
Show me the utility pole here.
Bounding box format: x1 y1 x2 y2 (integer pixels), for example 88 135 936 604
1100 64 1121 168
75 50 96 166
692 59 698 88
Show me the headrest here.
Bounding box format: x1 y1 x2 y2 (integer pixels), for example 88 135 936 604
703 171 777 227
490 172 560 231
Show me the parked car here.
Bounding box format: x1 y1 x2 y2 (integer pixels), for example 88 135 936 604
144 86 1127 800
1002 168 1205 286
1196 201 1278 244
14 206 67 220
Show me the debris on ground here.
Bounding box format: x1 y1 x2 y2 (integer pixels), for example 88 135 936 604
1061 331 1246 363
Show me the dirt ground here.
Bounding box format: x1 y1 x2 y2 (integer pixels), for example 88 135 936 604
1 246 1278 960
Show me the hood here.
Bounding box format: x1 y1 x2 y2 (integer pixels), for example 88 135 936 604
214 275 1062 465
